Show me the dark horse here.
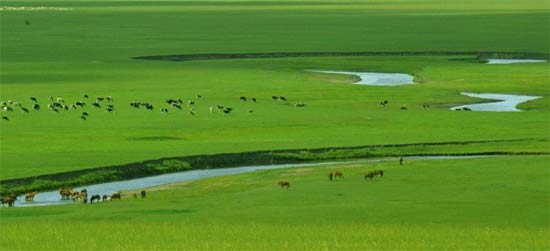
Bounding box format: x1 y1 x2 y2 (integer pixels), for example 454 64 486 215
334 171 343 179
278 181 290 189
90 194 101 203
365 170 384 180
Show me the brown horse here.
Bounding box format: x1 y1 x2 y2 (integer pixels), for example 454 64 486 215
278 181 290 189
334 171 344 179
365 170 384 180
111 193 122 200
24 191 37 201
59 188 72 200
3 197 16 207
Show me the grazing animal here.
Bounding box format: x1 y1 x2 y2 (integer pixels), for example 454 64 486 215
90 194 101 203
279 96 287 101
30 97 38 102
3 197 16 207
272 96 278 100
24 192 37 201
187 100 195 106
248 109 253 113
251 97 256 102
102 195 108 201
160 108 168 114
33 104 40 111
95 97 104 102
106 96 113 102
334 171 344 179
111 193 121 200
278 181 290 189
83 93 89 99
80 189 88 203
21 107 29 113
401 106 408 110
75 101 86 107
399 157 404 165
80 115 87 120
92 102 101 108
59 188 72 200
172 103 182 110
196 94 202 99
365 170 384 180
133 193 138 199
240 96 247 101
2 116 8 121
141 190 146 198
328 172 333 181
72 191 81 202
82 112 89 116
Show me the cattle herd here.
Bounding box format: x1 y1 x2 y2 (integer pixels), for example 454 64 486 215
0 93 307 122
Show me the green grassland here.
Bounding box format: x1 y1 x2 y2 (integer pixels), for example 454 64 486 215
1 0 549 180
1 156 548 250
0 1 549 250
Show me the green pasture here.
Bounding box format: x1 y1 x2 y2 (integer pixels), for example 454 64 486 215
0 1 549 249
1 55 549 179
1 156 548 250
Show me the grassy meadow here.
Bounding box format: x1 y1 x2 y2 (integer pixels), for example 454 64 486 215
1 156 549 250
0 0 549 250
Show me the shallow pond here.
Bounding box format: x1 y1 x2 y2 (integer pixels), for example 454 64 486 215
309 70 414 86
451 92 541 112
12 155 493 207
486 59 547 64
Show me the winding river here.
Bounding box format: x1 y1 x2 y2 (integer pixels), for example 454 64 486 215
12 155 494 207
486 59 547 64
451 93 541 112
309 70 414 86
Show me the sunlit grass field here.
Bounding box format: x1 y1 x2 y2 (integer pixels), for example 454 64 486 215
0 1 549 250
1 156 548 250
1 0 549 178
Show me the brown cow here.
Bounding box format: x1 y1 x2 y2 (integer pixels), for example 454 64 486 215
278 181 290 189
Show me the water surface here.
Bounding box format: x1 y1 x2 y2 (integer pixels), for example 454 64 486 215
309 70 414 86
486 59 546 64
451 92 541 112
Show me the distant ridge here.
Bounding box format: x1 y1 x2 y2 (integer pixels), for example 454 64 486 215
133 51 550 62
